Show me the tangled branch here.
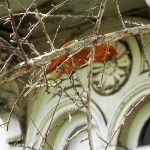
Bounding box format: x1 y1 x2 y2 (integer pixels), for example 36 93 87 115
0 24 150 85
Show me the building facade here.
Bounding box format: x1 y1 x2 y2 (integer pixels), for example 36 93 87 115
0 0 150 149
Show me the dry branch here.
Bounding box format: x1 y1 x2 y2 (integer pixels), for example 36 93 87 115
0 24 150 85
114 0 126 29
2 12 97 21
94 0 108 34
21 0 73 43
61 126 87 150
86 47 95 150
6 0 28 64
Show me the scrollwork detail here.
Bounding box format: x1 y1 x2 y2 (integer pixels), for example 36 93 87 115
92 41 132 95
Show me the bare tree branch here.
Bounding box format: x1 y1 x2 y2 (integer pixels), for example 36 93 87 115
34 5 55 51
0 53 13 74
2 12 97 20
31 118 53 150
61 126 87 150
97 44 111 88
114 0 126 29
21 0 73 44
39 78 71 150
94 0 108 34
17 0 36 30
0 24 150 85
85 47 95 150
6 0 28 64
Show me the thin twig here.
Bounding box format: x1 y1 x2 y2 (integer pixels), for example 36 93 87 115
34 6 55 51
114 0 126 29
85 47 95 150
16 145 38 150
61 126 87 150
42 66 49 94
39 77 71 150
0 121 8 128
24 40 40 56
31 118 53 150
0 54 13 74
6 0 28 64
80 137 88 143
124 20 145 27
52 18 64 44
97 44 111 88
50 105 84 131
21 0 73 44
94 0 108 34
23 78 43 97
96 133 108 144
87 0 99 17
5 12 97 19
6 88 26 130
17 0 36 29
0 37 24 59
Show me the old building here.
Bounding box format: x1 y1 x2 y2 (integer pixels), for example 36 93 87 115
0 0 150 149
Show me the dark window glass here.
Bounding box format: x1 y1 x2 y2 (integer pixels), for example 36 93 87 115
138 117 150 146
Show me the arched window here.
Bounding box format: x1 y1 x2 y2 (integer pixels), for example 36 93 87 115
138 117 150 146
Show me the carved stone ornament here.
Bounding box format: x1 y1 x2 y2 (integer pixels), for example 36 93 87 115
92 41 132 95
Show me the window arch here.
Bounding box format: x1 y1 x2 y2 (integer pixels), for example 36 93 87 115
127 97 150 150
106 83 150 150
138 117 150 146
25 88 106 150
116 95 150 150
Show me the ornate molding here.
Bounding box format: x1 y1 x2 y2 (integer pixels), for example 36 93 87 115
92 40 132 95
